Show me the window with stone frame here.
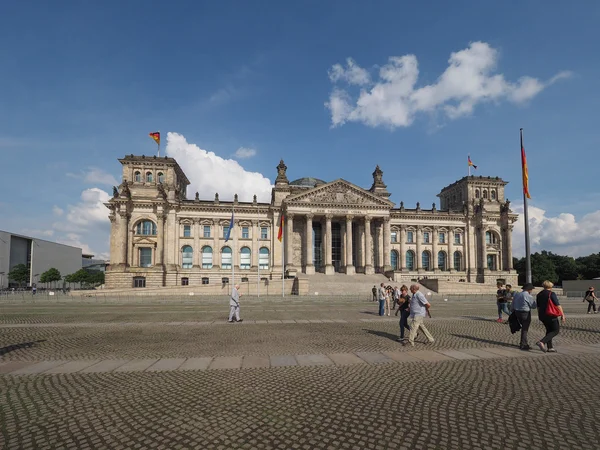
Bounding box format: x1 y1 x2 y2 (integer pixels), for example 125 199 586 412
157 172 165 183
139 248 152 267
453 251 462 270
183 225 191 237
438 232 445 244
454 233 461 244
221 247 232 269
259 247 269 269
391 231 397 243
223 226 230 239
133 277 146 288
260 227 268 239
203 225 211 238
240 247 251 269
407 231 414 243
181 246 193 268
202 246 213 269
423 232 430 243
406 250 415 270
136 221 157 236
202 277 209 285
146 171 153 182
134 171 141 182
242 226 249 239
181 277 189 286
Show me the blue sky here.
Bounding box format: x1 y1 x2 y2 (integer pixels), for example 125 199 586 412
1 1 599 258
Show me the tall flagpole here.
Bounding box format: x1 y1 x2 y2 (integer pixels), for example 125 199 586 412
468 154 471 177
256 201 260 298
157 130 161 157
282 212 285 298
521 128 532 284
232 204 235 294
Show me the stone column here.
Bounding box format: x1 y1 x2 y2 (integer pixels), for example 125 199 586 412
506 225 513 270
324 214 334 275
156 213 165 267
345 215 355 275
252 220 259 268
117 211 129 266
358 222 365 272
232 219 239 270
448 229 455 272
175 218 180 268
399 226 406 271
128 228 134 266
416 226 422 270
383 217 391 272
193 218 200 268
286 213 294 268
480 226 487 272
432 226 439 272
364 216 373 274
305 214 314 274
213 219 220 268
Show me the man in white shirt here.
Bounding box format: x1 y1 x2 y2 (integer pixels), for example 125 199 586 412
228 284 243 323
407 284 434 346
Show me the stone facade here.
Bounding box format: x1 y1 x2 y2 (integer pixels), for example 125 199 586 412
105 155 518 290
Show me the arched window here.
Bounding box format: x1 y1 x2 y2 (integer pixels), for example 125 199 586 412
139 248 152 268
146 171 153 182
157 172 165 183
240 247 251 270
437 251 447 271
391 250 399 270
485 231 499 245
134 171 141 182
221 246 232 269
491 190 496 200
181 245 193 269
483 190 488 199
422 251 431 270
453 251 462 271
259 247 270 269
406 250 415 271
202 246 213 269
475 189 480 199
136 220 157 235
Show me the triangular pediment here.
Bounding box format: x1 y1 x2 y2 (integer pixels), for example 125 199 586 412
285 179 394 207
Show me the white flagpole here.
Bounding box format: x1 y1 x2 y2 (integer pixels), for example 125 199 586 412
282 214 285 298
231 206 235 294
256 203 260 298
157 130 161 157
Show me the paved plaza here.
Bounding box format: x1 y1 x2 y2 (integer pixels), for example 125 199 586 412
2 296 600 449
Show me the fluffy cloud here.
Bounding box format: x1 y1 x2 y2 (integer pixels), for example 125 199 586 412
512 203 600 257
52 206 64 216
326 42 572 128
67 167 119 186
166 132 272 202
234 147 257 159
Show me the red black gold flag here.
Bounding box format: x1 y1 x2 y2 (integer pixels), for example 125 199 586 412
277 213 285 242
149 132 160 145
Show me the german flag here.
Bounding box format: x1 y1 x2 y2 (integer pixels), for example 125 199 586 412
468 155 477 169
277 213 285 242
521 145 531 199
149 132 160 145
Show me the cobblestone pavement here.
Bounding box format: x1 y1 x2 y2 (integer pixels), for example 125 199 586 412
2 298 600 449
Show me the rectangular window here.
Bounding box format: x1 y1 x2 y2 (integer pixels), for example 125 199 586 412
223 226 230 238
454 233 461 244
203 225 211 238
423 232 430 243
242 226 249 239
222 277 229 284
181 277 189 286
139 248 152 267
133 277 146 288
261 227 268 239
183 225 191 237
202 277 209 285
439 232 445 244
407 231 414 243
391 231 397 243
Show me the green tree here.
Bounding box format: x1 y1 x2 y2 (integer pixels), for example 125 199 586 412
530 252 558 286
576 253 600 279
8 264 30 287
40 268 62 287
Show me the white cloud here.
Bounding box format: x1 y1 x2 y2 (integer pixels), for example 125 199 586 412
66 167 119 186
166 132 272 202
52 206 64 216
326 41 572 129
234 147 257 159
512 203 600 257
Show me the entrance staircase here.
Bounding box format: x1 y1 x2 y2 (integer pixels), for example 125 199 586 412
304 273 429 297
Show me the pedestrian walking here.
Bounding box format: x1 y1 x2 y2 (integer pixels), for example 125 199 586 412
511 283 536 350
583 286 598 314
496 282 510 323
504 284 515 312
384 285 392 316
535 280 565 353
378 283 386 316
228 284 243 323
406 284 434 346
372 285 377 302
396 285 411 342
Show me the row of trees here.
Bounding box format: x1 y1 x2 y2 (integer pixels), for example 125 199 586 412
513 251 600 286
6 264 105 289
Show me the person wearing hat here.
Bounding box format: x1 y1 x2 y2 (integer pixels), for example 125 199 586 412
511 283 537 350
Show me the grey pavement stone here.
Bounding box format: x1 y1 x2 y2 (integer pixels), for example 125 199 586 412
10 360 68 375
270 355 298 367
0 361 35 374
146 358 186 372
80 360 131 373
459 348 503 359
381 351 422 363
209 356 242 370
242 355 271 368
267 320 282 323
355 352 394 364
295 354 334 366
484 347 531 358
178 357 213 371
281 320 297 324
327 353 366 366
45 360 100 374
437 349 480 360
410 351 454 362
114 359 160 372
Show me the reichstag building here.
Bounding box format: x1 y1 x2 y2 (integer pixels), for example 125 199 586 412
105 155 518 290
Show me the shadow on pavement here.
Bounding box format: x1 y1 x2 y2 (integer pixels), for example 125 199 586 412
363 329 398 341
461 316 500 323
0 340 46 356
451 334 516 348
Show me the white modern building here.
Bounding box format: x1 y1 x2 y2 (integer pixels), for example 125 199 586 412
0 230 82 288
